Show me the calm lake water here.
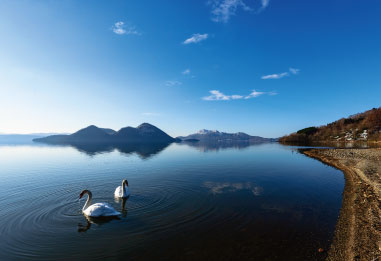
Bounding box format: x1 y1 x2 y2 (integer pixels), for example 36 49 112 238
0 142 344 260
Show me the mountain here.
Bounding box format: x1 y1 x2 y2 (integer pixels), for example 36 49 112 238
70 125 111 142
114 123 175 143
177 129 277 143
279 107 381 143
100 128 117 135
33 123 176 144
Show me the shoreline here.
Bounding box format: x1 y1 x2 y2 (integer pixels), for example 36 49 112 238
303 148 381 261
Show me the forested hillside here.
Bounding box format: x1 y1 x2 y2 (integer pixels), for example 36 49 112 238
280 107 381 143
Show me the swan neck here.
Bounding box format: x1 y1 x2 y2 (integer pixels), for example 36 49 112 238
122 181 126 195
83 191 92 211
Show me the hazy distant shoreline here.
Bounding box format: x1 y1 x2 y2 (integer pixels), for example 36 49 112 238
303 148 381 261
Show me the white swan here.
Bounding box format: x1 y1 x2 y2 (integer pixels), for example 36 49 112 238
114 179 130 198
79 190 120 217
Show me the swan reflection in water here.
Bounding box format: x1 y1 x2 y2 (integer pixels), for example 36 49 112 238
78 197 129 233
115 196 129 218
77 215 120 233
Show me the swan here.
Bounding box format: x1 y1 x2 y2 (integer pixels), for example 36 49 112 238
114 179 130 198
79 190 120 217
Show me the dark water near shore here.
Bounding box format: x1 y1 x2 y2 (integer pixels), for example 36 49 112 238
0 142 344 260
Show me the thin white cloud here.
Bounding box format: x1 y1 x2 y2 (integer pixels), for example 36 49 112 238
165 80 182 86
289 67 300 75
245 90 265 99
261 67 300 80
112 21 140 35
257 0 270 13
142 112 160 116
209 0 250 23
203 90 231 101
182 69 191 75
209 0 270 23
203 89 274 101
262 0 270 8
261 72 289 80
231 94 244 99
183 33 208 44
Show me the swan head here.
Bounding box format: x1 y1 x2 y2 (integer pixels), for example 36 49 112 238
79 189 91 199
122 179 129 187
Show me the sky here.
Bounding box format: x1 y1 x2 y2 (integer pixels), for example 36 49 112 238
0 0 380 138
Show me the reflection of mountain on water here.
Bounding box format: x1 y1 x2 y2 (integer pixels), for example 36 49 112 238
181 140 271 152
57 142 171 158
32 123 175 158
116 143 170 159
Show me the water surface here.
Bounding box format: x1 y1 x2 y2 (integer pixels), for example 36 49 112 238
0 142 344 260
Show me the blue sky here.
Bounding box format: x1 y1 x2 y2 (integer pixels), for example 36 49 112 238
0 0 380 138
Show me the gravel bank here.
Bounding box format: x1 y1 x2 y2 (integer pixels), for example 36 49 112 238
303 149 381 261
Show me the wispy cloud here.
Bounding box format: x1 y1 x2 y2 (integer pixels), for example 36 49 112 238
182 69 191 75
245 90 264 99
165 80 182 86
268 91 278 96
202 89 275 101
289 67 300 75
262 0 270 8
203 90 231 100
183 33 208 44
258 0 270 13
112 21 140 35
231 94 244 99
261 72 289 80
209 0 270 23
141 112 160 116
261 67 300 80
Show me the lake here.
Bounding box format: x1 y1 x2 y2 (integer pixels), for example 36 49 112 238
0 142 344 260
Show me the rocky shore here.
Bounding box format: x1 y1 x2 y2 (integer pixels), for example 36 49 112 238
303 148 381 261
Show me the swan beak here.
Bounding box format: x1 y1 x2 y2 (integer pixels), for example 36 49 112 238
79 193 84 199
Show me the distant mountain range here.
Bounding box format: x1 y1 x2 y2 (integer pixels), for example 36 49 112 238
2 124 277 146
34 123 176 144
177 129 277 143
0 133 64 144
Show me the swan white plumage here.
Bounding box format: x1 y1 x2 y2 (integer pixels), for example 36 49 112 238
79 190 120 217
114 179 130 198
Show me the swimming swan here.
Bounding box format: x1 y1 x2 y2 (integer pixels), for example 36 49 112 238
79 190 120 217
114 179 130 198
